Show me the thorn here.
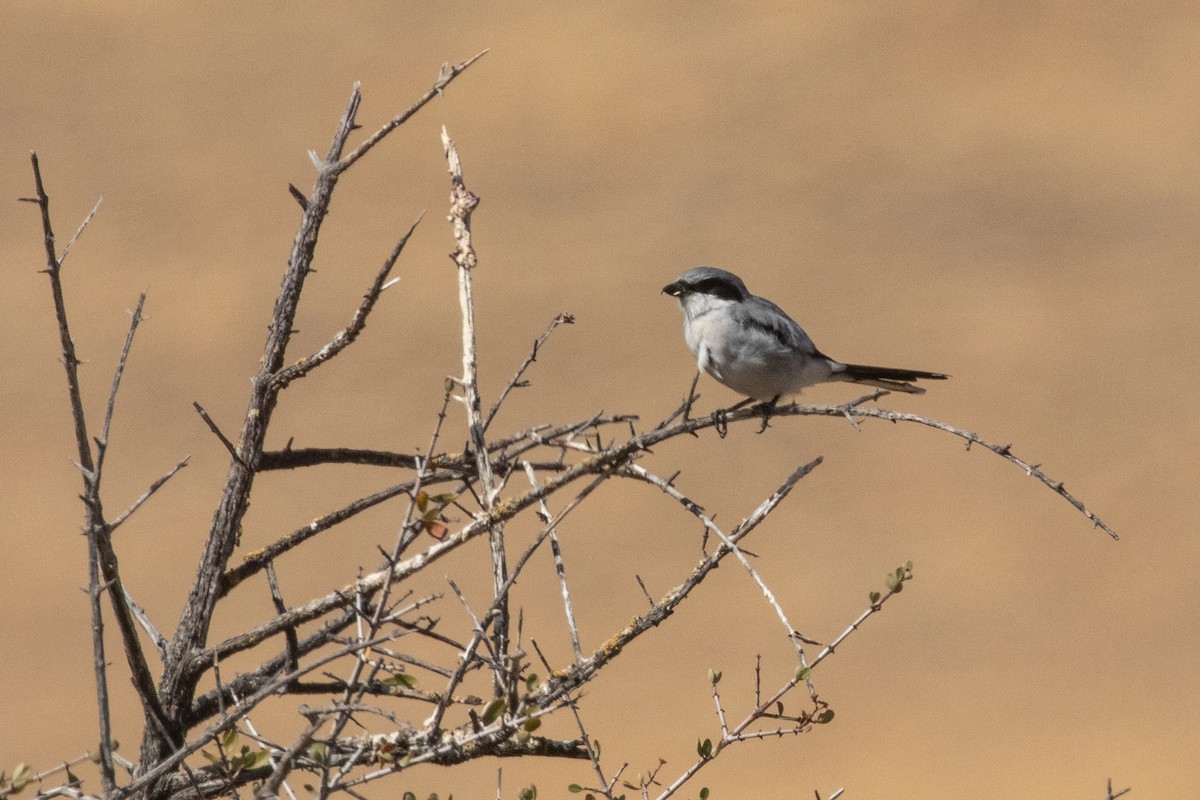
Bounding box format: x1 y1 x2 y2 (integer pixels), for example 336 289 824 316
288 184 309 210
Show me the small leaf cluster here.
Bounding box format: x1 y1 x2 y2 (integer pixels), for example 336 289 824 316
201 729 271 775
870 561 914 604
415 490 457 540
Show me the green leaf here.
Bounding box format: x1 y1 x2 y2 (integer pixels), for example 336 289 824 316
249 749 273 769
481 698 506 724
697 738 713 759
816 709 835 724
519 786 537 800
525 673 540 691
523 718 542 732
775 702 784 716
308 742 328 765
416 491 429 512
869 591 881 603
200 749 221 765
386 672 419 690
221 728 240 750
591 739 601 759
403 792 416 800
567 784 583 794
432 493 457 504
699 788 710 800
11 763 32 792
794 666 810 682
707 668 722 685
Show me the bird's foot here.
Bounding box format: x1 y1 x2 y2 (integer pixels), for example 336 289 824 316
753 397 780 433
712 407 730 438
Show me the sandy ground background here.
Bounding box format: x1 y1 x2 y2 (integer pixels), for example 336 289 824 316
2 3 1197 798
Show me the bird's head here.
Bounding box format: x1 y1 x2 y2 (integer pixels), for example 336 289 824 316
662 267 751 316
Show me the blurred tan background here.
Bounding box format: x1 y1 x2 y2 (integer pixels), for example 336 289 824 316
2 2 1197 797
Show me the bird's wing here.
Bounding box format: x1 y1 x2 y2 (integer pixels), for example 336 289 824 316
735 296 821 356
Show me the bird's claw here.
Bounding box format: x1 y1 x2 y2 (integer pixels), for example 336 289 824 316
712 407 729 438
754 397 779 433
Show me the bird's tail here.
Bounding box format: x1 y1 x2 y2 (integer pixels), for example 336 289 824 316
835 363 949 395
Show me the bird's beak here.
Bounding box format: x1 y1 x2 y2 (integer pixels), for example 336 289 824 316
662 282 683 297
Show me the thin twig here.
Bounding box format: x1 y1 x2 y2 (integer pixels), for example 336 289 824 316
57 195 103 267
775 400 1119 540
266 563 300 677
255 719 322 800
94 293 146 484
258 446 425 471
337 51 487 172
484 313 575 430
1105 778 1131 800
271 214 424 390
123 587 168 659
108 456 190 531
522 462 585 662
192 402 242 464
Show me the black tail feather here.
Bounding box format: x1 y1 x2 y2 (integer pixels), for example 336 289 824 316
838 363 949 395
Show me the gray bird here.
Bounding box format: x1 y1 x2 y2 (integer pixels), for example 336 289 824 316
663 267 947 401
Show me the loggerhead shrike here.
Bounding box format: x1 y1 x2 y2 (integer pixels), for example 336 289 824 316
663 267 947 401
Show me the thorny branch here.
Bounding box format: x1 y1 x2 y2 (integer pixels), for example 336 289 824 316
25 155 171 796
22 56 1123 800
151 56 486 777
442 125 519 713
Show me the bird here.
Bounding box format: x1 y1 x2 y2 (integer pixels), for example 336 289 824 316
662 267 947 402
